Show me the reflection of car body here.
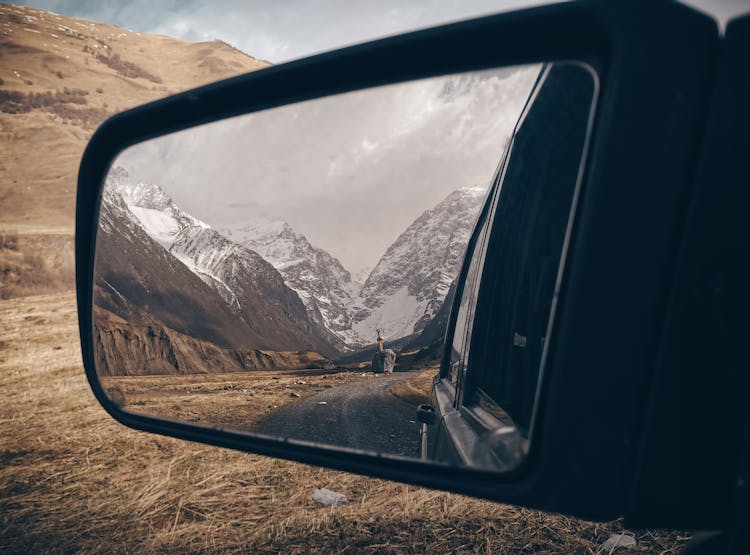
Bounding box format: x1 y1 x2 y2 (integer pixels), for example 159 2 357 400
427 62 594 470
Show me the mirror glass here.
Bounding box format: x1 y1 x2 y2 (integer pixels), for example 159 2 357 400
93 62 596 471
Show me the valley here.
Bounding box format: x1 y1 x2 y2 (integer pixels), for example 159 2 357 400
95 165 486 378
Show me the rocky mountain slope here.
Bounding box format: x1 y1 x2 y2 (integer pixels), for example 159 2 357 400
96 185 253 349
97 168 339 358
101 164 485 356
346 186 486 345
222 220 357 342
214 186 485 350
94 306 333 377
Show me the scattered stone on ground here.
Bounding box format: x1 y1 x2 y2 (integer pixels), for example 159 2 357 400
602 533 637 553
313 488 348 507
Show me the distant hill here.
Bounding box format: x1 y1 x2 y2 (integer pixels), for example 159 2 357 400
0 2 268 297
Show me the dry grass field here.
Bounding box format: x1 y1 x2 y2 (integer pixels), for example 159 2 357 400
0 292 692 554
102 368 380 429
389 368 436 407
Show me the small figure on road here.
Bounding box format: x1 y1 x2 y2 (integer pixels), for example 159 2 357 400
372 328 396 374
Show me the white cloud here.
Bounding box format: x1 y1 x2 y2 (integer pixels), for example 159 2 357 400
115 65 541 273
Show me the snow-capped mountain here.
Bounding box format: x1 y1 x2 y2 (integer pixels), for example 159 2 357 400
96 187 268 350
346 186 487 345
98 167 339 356
100 166 485 353
104 166 208 248
221 219 355 341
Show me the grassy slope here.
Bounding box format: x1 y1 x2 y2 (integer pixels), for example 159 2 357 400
0 2 268 298
0 2 267 232
0 292 689 554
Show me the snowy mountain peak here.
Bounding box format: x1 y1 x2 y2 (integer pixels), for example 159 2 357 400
345 186 485 345
220 217 303 267
222 217 355 343
456 184 488 198
101 168 484 352
104 166 208 248
221 217 292 243
100 168 340 356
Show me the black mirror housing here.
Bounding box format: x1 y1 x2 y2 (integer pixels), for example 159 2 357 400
76 0 725 527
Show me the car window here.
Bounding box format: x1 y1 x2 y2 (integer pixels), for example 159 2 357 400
463 64 594 436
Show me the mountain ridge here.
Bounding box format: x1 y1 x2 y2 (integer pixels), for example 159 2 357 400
222 218 356 345
101 167 484 354
97 168 340 358
345 185 486 345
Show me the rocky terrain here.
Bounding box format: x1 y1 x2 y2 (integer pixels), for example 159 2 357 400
219 188 487 350
223 219 357 344
346 186 486 345
95 306 333 377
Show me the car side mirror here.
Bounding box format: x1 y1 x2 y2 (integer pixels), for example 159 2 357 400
76 0 719 522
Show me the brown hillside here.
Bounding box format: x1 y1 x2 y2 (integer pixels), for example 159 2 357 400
95 307 334 377
0 2 268 294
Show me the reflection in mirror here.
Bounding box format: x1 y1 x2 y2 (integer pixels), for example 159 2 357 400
93 62 595 472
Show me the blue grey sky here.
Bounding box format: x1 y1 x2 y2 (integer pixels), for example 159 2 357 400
14 0 550 62
15 1 748 63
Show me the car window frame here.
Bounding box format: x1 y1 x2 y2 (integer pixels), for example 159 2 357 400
459 62 598 440
440 62 598 462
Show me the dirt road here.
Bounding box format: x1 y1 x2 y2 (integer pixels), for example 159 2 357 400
252 372 422 457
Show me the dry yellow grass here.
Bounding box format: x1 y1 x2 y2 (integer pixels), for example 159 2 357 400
0 292 691 553
389 367 436 407
102 368 378 429
0 3 268 234
0 232 74 298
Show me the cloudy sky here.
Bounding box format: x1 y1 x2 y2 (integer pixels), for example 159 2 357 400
17 0 747 273
17 1 747 63
15 0 552 62
115 66 541 274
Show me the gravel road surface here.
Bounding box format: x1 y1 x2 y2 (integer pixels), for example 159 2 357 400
251 372 421 457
